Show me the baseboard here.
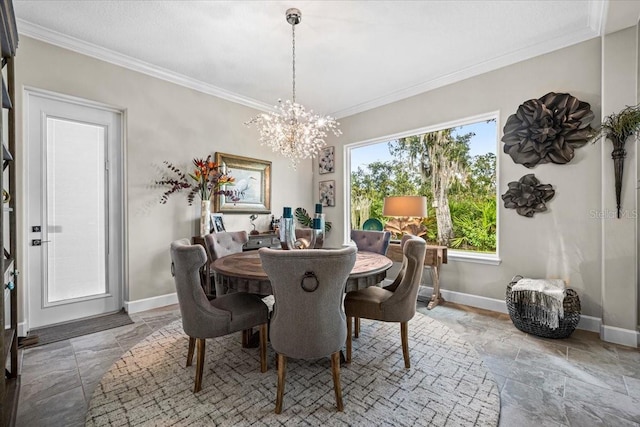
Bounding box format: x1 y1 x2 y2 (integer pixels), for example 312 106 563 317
430 287 602 334
122 288 636 346
18 321 27 337
577 314 601 333
438 288 509 314
600 324 639 348
124 293 178 314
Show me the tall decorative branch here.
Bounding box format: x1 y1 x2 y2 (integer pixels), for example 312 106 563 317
589 104 640 218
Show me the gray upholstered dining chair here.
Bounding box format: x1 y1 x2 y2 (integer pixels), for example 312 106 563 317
344 234 426 368
205 231 248 296
350 229 391 255
259 245 357 414
170 239 268 393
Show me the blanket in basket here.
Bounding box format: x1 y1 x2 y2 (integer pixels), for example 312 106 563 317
512 278 565 329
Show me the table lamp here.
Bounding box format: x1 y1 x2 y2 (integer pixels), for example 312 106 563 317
382 196 427 235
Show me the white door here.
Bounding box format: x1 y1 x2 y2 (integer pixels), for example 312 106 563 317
26 90 124 328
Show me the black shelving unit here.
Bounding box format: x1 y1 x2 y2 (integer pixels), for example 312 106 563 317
0 0 18 425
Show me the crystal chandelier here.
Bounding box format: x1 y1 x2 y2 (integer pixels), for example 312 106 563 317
246 8 341 168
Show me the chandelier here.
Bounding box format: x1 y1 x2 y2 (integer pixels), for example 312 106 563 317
246 8 341 168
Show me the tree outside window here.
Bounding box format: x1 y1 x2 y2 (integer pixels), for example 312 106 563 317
350 118 497 253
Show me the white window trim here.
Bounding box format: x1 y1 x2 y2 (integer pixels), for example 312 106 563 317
344 111 501 265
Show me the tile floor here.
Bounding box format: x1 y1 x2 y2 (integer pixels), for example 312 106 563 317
15 302 640 426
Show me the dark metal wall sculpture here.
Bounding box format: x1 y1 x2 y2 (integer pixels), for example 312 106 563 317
502 92 594 168
502 174 555 217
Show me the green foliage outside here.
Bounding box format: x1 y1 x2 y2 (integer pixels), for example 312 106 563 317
350 126 497 253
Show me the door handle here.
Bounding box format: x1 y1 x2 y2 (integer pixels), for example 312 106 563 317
31 239 51 246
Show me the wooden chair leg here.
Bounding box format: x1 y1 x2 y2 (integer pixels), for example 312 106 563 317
401 321 410 369
194 338 206 393
275 353 286 414
346 316 352 363
186 336 195 367
259 323 268 373
354 317 360 338
242 328 253 347
331 351 344 411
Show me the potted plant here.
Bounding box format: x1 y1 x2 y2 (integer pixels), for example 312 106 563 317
590 104 640 218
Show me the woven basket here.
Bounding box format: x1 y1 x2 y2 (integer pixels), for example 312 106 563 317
506 275 581 339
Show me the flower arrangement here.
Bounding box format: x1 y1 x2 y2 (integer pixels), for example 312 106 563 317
156 155 235 205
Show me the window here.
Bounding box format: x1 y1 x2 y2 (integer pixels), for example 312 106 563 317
349 113 498 258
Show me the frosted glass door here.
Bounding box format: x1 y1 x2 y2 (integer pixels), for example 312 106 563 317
27 90 123 329
45 118 107 303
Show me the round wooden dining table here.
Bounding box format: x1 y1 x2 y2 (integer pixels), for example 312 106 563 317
212 250 393 296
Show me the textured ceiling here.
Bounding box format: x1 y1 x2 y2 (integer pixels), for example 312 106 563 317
14 1 611 118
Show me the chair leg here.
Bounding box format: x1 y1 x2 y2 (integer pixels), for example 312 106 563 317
401 321 410 369
259 323 268 373
331 351 344 411
194 338 206 393
186 337 195 367
275 353 287 414
242 328 253 347
354 317 360 338
346 316 352 363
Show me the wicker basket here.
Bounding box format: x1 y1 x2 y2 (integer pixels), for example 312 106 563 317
506 275 581 339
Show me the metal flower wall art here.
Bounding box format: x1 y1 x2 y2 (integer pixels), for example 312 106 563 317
502 92 595 168
501 174 555 217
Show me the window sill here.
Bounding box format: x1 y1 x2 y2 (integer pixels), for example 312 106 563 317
447 250 501 265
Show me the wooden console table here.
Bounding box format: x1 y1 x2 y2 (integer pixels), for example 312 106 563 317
387 242 448 309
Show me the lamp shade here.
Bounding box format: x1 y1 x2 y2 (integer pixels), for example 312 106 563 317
383 196 427 217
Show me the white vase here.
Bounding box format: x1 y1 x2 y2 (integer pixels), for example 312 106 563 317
199 200 211 236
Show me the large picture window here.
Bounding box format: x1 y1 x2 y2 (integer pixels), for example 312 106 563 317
349 114 498 255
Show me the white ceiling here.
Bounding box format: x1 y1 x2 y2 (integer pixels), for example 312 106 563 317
12 1 628 118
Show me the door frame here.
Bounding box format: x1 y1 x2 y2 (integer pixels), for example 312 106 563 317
22 87 128 332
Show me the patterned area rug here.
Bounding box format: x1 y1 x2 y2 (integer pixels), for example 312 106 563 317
86 313 500 426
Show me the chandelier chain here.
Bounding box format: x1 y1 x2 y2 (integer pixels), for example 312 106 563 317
291 22 296 103
245 7 341 168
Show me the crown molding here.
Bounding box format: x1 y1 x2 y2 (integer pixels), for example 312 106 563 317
17 19 274 113
331 26 601 119
17 12 604 121
588 0 607 35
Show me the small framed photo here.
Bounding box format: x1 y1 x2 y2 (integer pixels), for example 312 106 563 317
319 180 335 207
210 213 226 233
318 146 335 174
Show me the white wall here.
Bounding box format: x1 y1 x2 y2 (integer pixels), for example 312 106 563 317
332 38 605 318
13 36 315 323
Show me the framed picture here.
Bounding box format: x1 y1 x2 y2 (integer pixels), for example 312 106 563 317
214 152 272 214
319 180 335 207
318 146 335 174
210 213 225 233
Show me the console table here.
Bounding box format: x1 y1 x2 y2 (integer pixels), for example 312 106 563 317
387 242 448 309
244 232 280 251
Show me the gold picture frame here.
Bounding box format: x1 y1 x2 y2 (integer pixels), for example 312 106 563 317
214 152 272 214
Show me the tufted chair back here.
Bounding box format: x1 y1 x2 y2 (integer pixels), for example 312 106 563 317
350 229 391 255
205 231 248 260
205 231 248 295
259 245 357 413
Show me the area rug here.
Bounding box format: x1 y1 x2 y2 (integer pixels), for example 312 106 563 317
86 312 500 426
21 309 133 348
